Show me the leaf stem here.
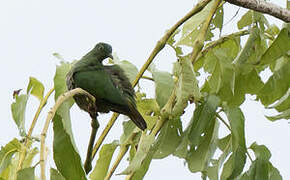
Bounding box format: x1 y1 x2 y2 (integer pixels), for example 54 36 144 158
17 88 54 172
216 113 231 131
40 88 95 180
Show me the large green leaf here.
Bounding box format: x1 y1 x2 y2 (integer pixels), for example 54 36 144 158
149 64 174 108
188 95 220 145
90 141 118 180
11 94 28 136
186 119 218 172
172 58 201 117
153 117 182 159
258 60 290 106
50 168 65 180
52 114 86 180
53 61 76 147
27 77 45 101
259 27 290 65
16 167 35 180
120 134 155 175
221 108 246 180
0 139 21 174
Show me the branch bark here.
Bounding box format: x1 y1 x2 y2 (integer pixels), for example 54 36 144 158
225 0 290 22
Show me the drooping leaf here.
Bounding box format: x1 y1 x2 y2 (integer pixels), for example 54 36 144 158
0 139 21 174
249 142 271 160
258 60 290 106
149 64 174 108
186 119 218 172
172 58 201 117
153 117 182 159
90 141 118 180
259 27 290 65
237 11 252 30
27 77 45 101
221 108 247 180
50 168 65 180
16 167 35 180
120 134 155 175
188 95 220 145
52 114 86 180
11 94 28 136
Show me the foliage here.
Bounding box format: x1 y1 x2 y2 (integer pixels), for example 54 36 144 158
2 1 290 180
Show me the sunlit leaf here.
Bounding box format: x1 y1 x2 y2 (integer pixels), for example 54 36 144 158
52 114 86 180
90 141 118 180
27 77 45 101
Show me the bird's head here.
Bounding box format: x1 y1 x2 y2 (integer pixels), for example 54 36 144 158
92 42 113 62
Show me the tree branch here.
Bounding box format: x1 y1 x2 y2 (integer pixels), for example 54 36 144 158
225 0 290 22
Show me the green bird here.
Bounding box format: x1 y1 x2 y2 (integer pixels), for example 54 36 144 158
66 42 147 130
66 42 147 173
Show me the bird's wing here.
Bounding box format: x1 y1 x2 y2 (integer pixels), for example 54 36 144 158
104 65 136 105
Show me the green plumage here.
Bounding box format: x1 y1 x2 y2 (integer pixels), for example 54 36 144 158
66 42 147 130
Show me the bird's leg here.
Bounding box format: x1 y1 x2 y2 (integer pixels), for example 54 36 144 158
84 112 99 174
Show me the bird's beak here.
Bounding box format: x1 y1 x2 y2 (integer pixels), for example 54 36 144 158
108 54 113 59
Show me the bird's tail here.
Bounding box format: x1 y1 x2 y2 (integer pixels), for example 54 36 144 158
127 103 147 131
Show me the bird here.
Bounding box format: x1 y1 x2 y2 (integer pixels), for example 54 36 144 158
66 42 147 173
66 42 147 131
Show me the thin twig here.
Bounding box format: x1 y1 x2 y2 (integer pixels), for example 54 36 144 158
40 88 95 180
141 76 154 81
17 88 54 172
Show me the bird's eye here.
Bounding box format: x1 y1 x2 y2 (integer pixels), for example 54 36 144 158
98 45 104 51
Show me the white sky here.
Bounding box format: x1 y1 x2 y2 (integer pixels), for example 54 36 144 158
0 0 288 179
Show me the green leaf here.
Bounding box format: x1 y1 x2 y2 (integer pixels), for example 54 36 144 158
258 60 290 106
259 28 290 65
188 95 220 145
0 139 21 174
250 142 271 160
90 141 118 180
268 87 290 112
50 168 65 180
237 11 252 30
153 117 182 159
52 114 86 180
186 119 218 172
172 58 201 116
16 167 35 180
150 64 174 108
221 107 247 180
266 108 290 121
116 60 139 83
27 77 45 101
120 134 155 175
217 134 231 151
11 94 28 136
177 0 215 46
53 61 76 147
